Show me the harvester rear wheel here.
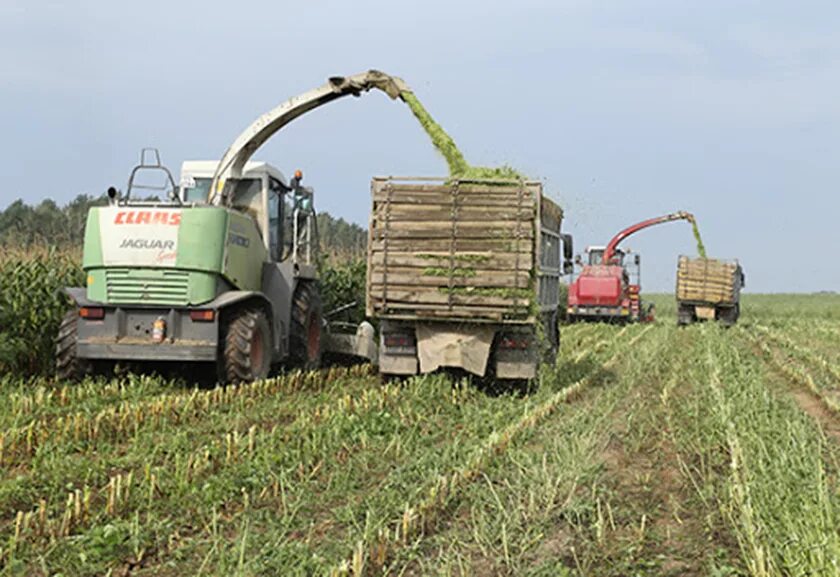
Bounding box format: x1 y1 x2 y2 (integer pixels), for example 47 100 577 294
289 282 322 371
56 310 89 381
221 308 272 384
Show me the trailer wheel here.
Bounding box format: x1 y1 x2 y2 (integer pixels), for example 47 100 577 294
677 304 694 327
56 310 89 381
544 312 560 361
221 308 272 384
289 282 322 370
718 304 739 328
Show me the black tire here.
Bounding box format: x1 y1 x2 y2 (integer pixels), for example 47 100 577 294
56 310 89 381
289 282 322 370
677 304 694 327
543 312 559 362
719 304 739 328
221 308 272 384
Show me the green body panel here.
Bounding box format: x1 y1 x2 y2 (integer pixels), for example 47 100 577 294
82 205 266 306
81 209 102 269
189 271 219 303
86 269 107 302
222 210 267 291
175 208 228 272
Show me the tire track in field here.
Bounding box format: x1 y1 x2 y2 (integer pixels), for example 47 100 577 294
703 326 840 576
738 327 840 443
395 332 657 575
328 325 652 576
555 324 741 577
400 323 702 577
746 325 840 411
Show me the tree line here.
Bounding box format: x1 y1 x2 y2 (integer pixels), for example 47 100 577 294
0 196 367 257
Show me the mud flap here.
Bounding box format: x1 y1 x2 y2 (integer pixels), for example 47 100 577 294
416 325 494 376
495 351 537 380
696 306 716 320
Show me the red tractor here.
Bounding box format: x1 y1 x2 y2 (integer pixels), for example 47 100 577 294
566 211 695 323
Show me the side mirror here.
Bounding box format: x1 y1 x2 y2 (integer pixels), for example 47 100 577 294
107 186 119 206
634 254 641 266
574 254 583 266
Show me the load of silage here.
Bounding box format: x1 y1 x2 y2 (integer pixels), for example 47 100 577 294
401 91 526 180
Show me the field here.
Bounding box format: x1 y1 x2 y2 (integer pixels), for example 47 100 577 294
1 252 840 575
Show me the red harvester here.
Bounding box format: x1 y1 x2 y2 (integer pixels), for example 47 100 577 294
566 211 695 323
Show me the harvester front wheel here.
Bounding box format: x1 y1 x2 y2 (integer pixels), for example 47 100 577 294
289 282 322 371
56 310 89 381
221 308 272 384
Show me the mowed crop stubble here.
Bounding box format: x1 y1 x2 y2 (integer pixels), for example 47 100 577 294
0 249 839 576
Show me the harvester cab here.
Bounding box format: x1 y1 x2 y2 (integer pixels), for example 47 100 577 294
178 161 315 266
585 246 626 267
582 246 641 287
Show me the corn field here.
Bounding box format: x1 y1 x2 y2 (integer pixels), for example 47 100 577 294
0 248 84 375
0 251 840 575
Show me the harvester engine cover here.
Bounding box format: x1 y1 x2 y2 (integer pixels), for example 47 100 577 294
569 265 624 306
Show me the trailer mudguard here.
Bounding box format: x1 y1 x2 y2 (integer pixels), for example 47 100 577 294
416 324 494 376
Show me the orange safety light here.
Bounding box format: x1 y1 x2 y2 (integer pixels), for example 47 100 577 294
189 310 215 322
79 307 105 320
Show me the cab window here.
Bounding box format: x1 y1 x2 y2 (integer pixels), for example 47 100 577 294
181 177 211 203
268 179 283 260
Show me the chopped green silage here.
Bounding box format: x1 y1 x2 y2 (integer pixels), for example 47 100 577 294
401 91 526 180
417 253 492 264
439 286 533 299
401 91 469 176
423 266 477 278
691 221 707 258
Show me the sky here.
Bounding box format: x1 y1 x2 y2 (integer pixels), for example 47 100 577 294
1 0 838 292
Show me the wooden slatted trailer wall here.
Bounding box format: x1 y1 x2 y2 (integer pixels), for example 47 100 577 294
367 177 560 324
676 255 744 326
677 256 739 303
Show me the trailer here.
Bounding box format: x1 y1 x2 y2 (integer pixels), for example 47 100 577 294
676 256 745 326
366 177 572 381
